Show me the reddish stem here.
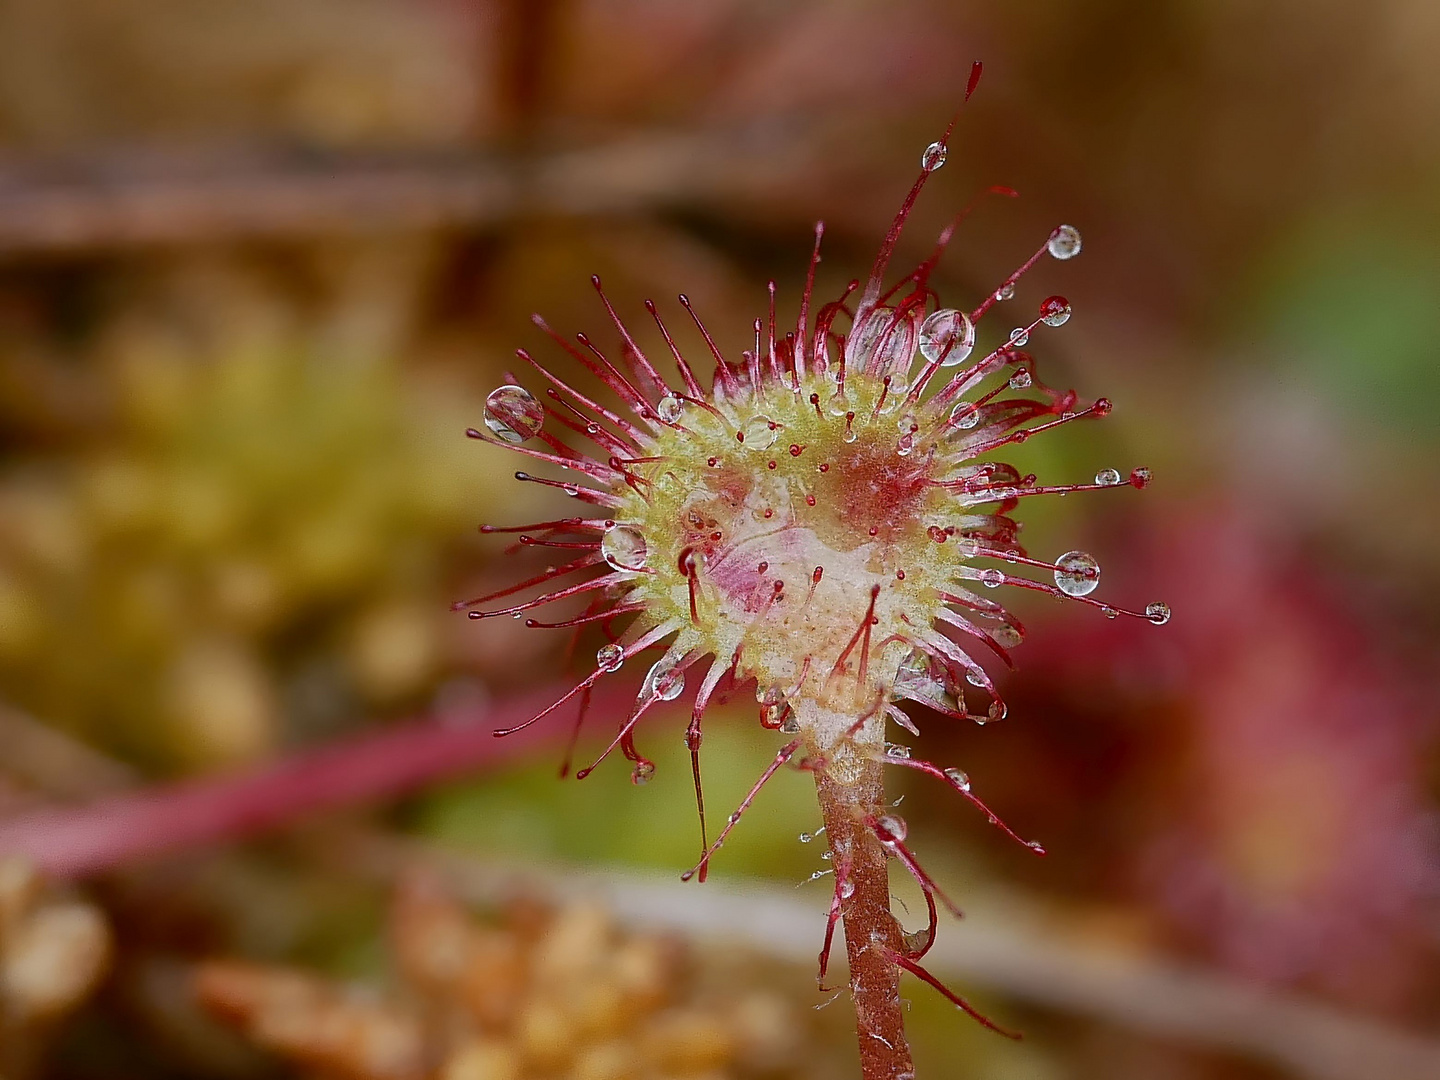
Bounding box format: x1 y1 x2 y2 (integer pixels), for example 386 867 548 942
816 761 914 1079
0 684 629 879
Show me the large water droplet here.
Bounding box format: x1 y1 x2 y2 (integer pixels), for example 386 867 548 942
948 402 980 429
987 700 1007 722
656 393 685 423
596 643 624 672
875 814 908 845
1039 295 1072 326
631 761 656 785
483 385 544 443
943 767 971 792
1095 468 1122 486
979 568 1004 588
921 141 948 172
740 416 778 450
758 686 789 730
642 655 686 701
601 524 647 571
1053 550 1100 596
918 309 976 367
1047 225 1083 260
1145 601 1171 626
991 623 1023 649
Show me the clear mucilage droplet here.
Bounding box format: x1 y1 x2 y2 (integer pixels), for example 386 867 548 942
943 767 971 792
979 568 1004 588
921 141 948 172
885 743 912 759
631 760 656 785
1008 370 1032 390
758 686 789 729
990 623 1023 649
1053 550 1100 596
1146 601 1172 626
994 282 1016 302
642 655 685 701
483 385 544 443
656 393 685 423
1008 327 1030 347
740 415 778 450
1095 468 1122 486
918 309 976 368
1047 225 1083 260
601 524 647 571
875 814 908 845
948 402 980 429
596 643 624 672
1039 295 1072 326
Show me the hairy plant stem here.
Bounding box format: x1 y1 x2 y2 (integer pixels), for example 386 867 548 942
816 760 913 1080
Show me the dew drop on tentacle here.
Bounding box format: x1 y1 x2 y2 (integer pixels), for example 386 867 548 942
642 654 686 701
993 282 1015 302
948 402 980 429
1095 468 1122 486
979 568 1004 588
1008 370 1032 390
483 385 545 443
990 623 1023 649
1039 295 1072 327
1053 550 1100 596
1145 601 1172 626
919 308 976 367
1129 466 1153 488
657 393 685 423
1008 327 1030 347
874 814 908 846
1047 224 1083 260
943 767 971 792
631 760 656 785
596 642 625 672
758 686 790 730
921 141 948 172
740 416 778 450
601 524 648 571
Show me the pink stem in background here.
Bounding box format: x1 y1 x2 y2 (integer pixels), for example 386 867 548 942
0 684 632 880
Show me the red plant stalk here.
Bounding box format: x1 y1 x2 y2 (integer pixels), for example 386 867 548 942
817 761 913 1078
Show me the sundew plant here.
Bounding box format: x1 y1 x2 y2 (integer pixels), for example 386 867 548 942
461 64 1168 1079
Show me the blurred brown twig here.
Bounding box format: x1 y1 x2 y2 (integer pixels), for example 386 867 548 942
343 837 1440 1080
0 125 812 256
0 684 632 877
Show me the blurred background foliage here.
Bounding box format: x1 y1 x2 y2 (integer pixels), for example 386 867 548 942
0 2 1436 1079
